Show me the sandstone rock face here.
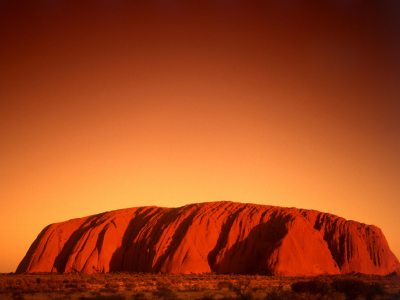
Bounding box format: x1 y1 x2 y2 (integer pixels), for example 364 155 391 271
16 202 399 276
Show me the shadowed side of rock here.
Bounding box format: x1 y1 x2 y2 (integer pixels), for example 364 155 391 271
301 209 400 275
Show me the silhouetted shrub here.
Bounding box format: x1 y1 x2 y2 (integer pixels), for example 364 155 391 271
131 292 147 300
0 280 5 291
65 283 79 289
105 282 120 291
96 278 107 285
363 282 384 300
194 293 215 300
264 285 297 300
91 292 102 297
47 278 64 290
217 281 230 289
152 289 179 300
291 280 329 299
331 278 385 300
229 279 254 300
156 278 172 291
190 283 200 291
36 282 48 291
170 278 182 285
18 281 28 291
331 278 366 300
88 277 99 284
124 282 137 290
11 291 25 300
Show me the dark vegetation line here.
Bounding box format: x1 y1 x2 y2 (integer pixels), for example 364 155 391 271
0 273 399 300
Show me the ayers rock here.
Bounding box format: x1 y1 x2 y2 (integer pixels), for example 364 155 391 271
17 201 400 276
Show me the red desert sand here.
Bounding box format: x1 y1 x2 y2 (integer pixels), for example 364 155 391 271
17 201 400 276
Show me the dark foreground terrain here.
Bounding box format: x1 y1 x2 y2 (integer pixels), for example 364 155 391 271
0 273 399 300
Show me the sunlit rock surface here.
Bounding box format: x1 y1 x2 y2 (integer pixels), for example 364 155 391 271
17 201 400 275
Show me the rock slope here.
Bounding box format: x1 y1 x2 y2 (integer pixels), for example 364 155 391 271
16 201 399 276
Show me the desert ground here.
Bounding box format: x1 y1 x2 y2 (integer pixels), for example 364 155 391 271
0 273 399 300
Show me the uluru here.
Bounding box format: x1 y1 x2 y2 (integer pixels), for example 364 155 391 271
16 201 400 276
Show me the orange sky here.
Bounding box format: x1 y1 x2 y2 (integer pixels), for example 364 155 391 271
1 1 399 273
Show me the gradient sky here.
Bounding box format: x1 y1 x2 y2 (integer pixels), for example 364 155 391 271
1 0 399 273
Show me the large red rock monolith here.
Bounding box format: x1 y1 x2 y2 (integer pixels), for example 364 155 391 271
16 201 400 275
